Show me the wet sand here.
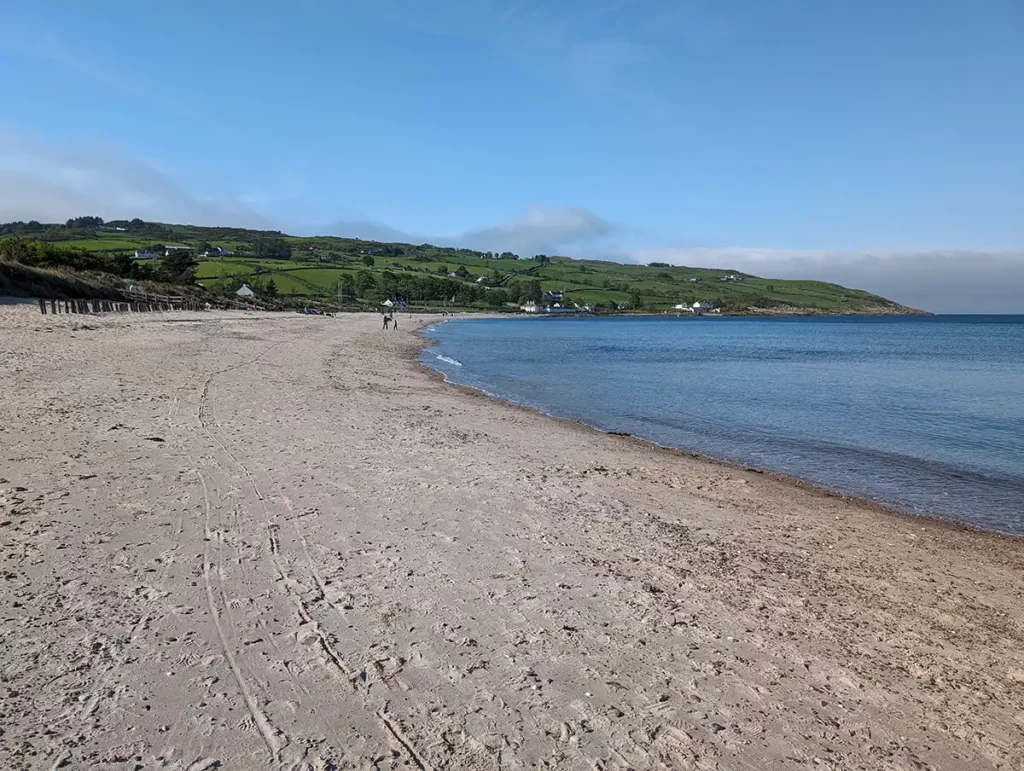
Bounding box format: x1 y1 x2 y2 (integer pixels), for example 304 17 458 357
1 306 1022 770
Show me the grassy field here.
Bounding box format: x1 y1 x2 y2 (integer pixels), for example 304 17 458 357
3 221 915 313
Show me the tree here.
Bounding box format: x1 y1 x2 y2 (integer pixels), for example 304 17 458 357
252 236 292 259
128 218 146 233
160 250 198 283
65 215 104 229
454 265 470 279
337 273 356 300
518 279 542 304
264 277 278 298
354 270 377 297
361 254 375 267
629 290 643 310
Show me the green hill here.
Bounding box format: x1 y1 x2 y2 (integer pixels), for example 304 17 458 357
0 218 924 314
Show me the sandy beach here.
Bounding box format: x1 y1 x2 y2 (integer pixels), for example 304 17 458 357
2 306 1023 771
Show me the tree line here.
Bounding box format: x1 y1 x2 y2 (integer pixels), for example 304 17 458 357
0 237 196 284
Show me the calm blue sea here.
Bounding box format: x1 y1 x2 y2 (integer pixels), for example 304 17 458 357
422 316 1024 536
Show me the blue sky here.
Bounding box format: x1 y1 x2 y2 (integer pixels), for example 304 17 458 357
1 0 1022 311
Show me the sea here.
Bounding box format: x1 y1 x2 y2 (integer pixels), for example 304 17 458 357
421 315 1024 536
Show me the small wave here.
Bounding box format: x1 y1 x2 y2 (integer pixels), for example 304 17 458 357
435 355 463 367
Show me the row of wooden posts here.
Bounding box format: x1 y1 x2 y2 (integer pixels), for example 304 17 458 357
37 297 203 314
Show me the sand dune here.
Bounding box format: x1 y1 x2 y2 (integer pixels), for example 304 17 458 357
1 306 1022 770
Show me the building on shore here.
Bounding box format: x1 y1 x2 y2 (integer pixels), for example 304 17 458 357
674 301 720 314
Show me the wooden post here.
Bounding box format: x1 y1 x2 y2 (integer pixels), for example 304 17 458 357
38 298 46 314
50 299 57 314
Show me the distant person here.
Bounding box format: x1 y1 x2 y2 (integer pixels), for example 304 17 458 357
393 317 399 331
383 315 390 330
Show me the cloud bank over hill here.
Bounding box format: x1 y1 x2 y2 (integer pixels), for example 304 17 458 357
321 213 1024 313
3 128 1020 313
626 247 1024 314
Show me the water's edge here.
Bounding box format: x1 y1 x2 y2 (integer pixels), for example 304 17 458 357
411 317 1023 542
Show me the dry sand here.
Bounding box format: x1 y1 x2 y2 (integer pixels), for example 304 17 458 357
1 306 1022 771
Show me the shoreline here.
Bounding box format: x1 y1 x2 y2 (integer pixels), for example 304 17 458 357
3 307 1023 770
413 316 1023 545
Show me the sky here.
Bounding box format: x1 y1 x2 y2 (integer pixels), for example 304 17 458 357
1 0 1022 312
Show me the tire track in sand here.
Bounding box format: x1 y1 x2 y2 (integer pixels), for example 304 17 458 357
196 353 442 769
197 469 286 760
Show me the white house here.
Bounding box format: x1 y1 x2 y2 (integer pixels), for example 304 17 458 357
133 250 159 260
236 283 256 298
520 303 546 314
674 301 719 313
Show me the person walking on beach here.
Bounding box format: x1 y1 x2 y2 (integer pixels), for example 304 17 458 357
382 314 390 330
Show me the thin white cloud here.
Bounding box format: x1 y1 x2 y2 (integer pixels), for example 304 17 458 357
457 205 612 254
365 0 680 103
0 35 226 135
323 204 612 257
0 128 269 228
